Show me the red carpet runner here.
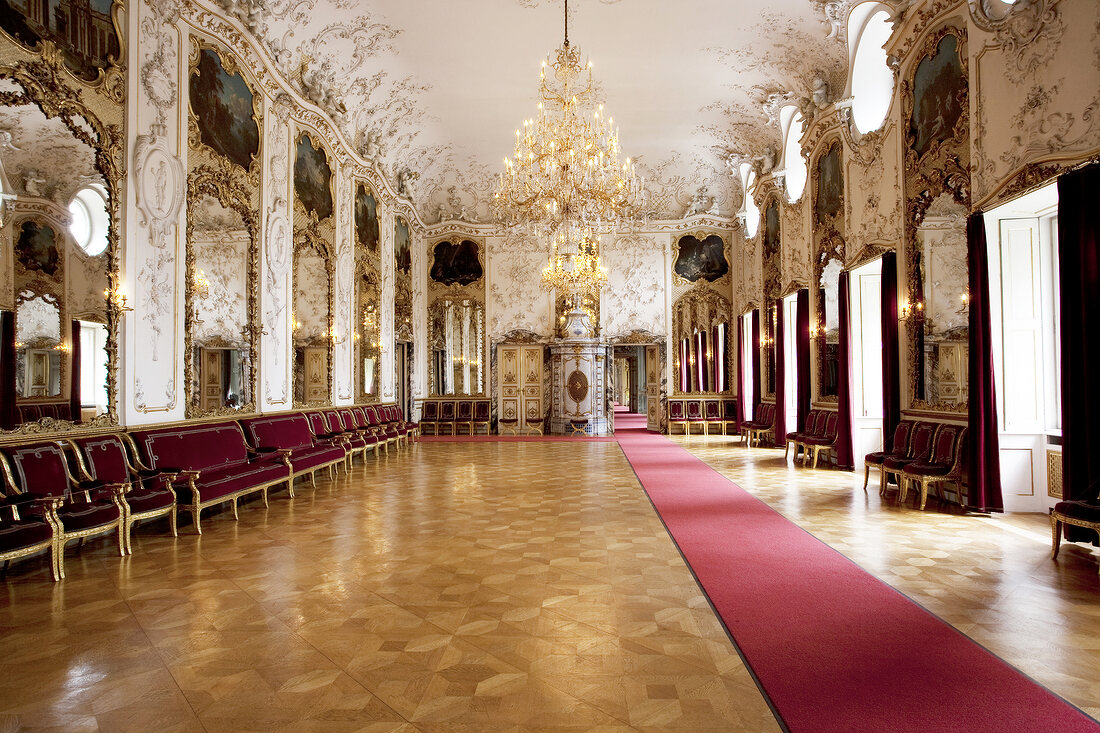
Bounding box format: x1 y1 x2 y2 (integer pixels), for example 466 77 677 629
613 409 1099 733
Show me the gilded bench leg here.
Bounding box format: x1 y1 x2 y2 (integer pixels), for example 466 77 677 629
1050 514 1062 559
193 505 203 535
169 506 178 537
262 487 269 508
231 498 239 521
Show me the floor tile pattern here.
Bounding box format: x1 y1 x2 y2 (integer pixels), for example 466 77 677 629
0 443 780 732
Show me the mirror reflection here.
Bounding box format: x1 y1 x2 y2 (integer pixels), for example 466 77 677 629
817 257 842 399
764 303 777 396
912 196 969 406
2 96 111 425
294 246 331 404
429 297 484 396
189 194 252 412
356 274 380 401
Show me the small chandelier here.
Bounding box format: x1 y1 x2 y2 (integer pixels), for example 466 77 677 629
494 0 643 305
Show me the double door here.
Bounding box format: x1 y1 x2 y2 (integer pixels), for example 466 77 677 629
498 344 544 432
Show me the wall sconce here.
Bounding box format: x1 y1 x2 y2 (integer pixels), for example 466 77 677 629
808 322 825 341
104 286 133 313
760 334 775 348
899 298 924 322
54 341 71 353
957 289 970 314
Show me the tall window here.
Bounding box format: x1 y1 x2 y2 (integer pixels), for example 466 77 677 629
68 185 109 256
779 105 807 202
847 4 894 134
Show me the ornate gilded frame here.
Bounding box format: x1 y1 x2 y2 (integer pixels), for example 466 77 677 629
901 24 970 415
811 138 846 404
394 215 414 343
0 3 125 102
353 178 381 404
292 218 335 407
427 235 485 397
760 194 782 399
0 44 124 434
183 164 261 418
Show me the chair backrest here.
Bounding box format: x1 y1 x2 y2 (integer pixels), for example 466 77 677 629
668 399 685 420
422 401 439 420
305 411 330 436
440 401 456 421
350 406 369 429
70 435 131 484
240 415 313 451
891 421 916 454
362 405 380 426
908 422 938 461
381 405 395 423
723 398 738 420
803 410 821 435
823 412 839 440
686 400 703 420
758 403 775 426
704 400 721 420
324 411 345 434
457 400 473 420
337 409 358 431
2 443 72 498
130 423 248 472
930 424 962 465
473 400 490 421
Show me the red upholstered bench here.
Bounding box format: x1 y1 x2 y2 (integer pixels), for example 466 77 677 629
0 494 57 580
667 399 687 435
128 422 291 534
362 406 399 450
348 407 386 457
1051 501 1100 574
336 408 382 461
1 442 125 579
240 414 348 493
67 434 178 552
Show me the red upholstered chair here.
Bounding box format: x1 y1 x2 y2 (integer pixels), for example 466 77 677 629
499 417 519 436
666 400 687 435
438 400 457 436
881 421 937 496
1051 501 1100 574
685 399 705 434
456 400 474 435
67 435 177 553
900 425 967 510
338 407 380 459
325 411 370 464
0 442 125 579
785 410 821 461
420 400 440 435
472 400 491 435
704 399 723 436
722 398 740 437
802 411 840 469
0 495 58 580
742 403 775 447
390 405 419 440
350 406 387 455
864 421 916 493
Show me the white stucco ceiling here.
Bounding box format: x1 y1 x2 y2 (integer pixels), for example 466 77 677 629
229 0 848 223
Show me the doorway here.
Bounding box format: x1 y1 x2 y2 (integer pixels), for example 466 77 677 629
850 259 884 463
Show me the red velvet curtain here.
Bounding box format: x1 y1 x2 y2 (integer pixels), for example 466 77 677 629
835 272 854 469
1059 163 1100 505
796 288 811 432
69 320 81 424
0 311 15 429
966 213 1003 512
880 252 901 444
751 309 761 416
698 330 710 392
774 297 786 442
679 338 690 392
736 314 746 424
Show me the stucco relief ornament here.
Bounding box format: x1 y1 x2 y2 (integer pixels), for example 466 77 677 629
134 124 184 365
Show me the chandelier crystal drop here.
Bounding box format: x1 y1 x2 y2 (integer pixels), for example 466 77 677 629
494 0 644 305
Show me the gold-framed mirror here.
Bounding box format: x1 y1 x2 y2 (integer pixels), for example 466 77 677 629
761 196 782 399
353 179 381 403
902 25 970 414
427 235 485 396
184 39 263 418
0 52 123 431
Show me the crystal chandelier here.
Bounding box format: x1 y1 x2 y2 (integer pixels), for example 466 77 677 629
494 0 644 306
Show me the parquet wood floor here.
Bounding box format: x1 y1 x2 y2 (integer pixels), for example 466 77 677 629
1 435 1097 731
